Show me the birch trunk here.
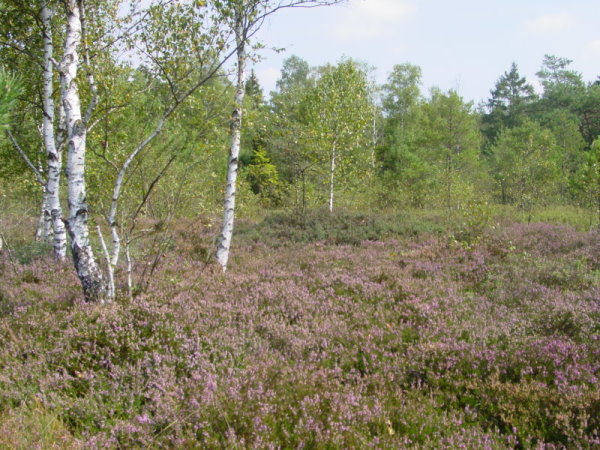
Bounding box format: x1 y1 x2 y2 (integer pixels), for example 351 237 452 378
329 143 336 213
97 226 115 301
61 0 105 302
216 22 246 271
35 188 50 242
98 116 167 301
5 130 51 241
42 2 67 260
125 241 133 300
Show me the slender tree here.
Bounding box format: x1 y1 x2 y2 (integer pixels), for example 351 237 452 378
489 120 561 211
269 55 318 211
303 59 373 212
416 89 482 209
91 0 234 301
579 139 600 225
382 63 422 132
58 0 106 302
214 0 345 271
41 1 67 260
0 0 68 253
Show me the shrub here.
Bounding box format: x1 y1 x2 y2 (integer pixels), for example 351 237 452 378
237 208 446 246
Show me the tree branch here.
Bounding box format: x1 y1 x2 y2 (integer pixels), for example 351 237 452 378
80 0 99 125
6 130 46 186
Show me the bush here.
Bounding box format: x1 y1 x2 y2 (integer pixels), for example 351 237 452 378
237 208 446 246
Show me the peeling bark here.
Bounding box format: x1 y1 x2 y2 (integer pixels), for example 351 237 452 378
42 3 67 260
216 19 246 271
60 0 105 302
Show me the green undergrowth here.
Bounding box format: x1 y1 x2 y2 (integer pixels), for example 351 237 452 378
236 208 448 246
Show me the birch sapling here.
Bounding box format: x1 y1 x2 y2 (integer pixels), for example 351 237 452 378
216 14 246 271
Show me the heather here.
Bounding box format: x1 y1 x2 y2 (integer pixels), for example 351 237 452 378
0 216 598 448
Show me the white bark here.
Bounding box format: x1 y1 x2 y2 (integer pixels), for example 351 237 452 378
371 113 377 169
80 0 98 126
61 0 105 302
100 116 167 300
42 3 67 260
125 241 133 300
97 225 115 301
35 188 52 242
329 143 336 213
216 22 246 271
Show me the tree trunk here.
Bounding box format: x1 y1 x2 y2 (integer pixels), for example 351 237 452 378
125 241 133 300
329 143 336 213
35 188 51 242
42 2 67 260
216 22 246 272
301 168 306 214
61 0 105 302
371 113 377 169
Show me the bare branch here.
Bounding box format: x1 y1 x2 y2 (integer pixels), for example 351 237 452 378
129 154 176 232
80 0 99 125
87 104 127 133
6 130 46 186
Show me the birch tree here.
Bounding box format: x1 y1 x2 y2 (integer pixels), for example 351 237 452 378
214 0 345 271
0 0 68 254
58 0 106 302
415 89 482 210
93 1 235 301
303 59 373 213
41 1 67 259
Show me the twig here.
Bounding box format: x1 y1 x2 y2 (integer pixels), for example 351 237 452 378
6 130 46 186
0 232 19 275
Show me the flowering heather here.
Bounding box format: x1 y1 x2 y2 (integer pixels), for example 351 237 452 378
0 218 598 448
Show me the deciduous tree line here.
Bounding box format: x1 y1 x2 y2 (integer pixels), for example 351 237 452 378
1 1 599 302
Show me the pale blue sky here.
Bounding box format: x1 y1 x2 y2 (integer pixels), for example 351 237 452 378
252 0 600 104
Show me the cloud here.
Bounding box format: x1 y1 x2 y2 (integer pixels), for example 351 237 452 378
331 0 416 41
526 13 575 34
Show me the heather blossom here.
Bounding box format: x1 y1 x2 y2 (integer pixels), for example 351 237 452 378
0 220 597 447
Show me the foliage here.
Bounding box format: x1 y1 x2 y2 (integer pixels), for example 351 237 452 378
489 120 562 211
572 139 600 223
237 208 447 246
267 57 377 211
382 63 422 128
301 58 375 209
414 89 484 209
244 147 284 205
536 55 585 99
482 62 536 144
0 68 21 133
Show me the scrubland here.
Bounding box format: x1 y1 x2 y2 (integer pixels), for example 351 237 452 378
0 212 598 448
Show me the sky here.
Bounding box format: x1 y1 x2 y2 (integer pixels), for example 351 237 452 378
251 0 600 104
